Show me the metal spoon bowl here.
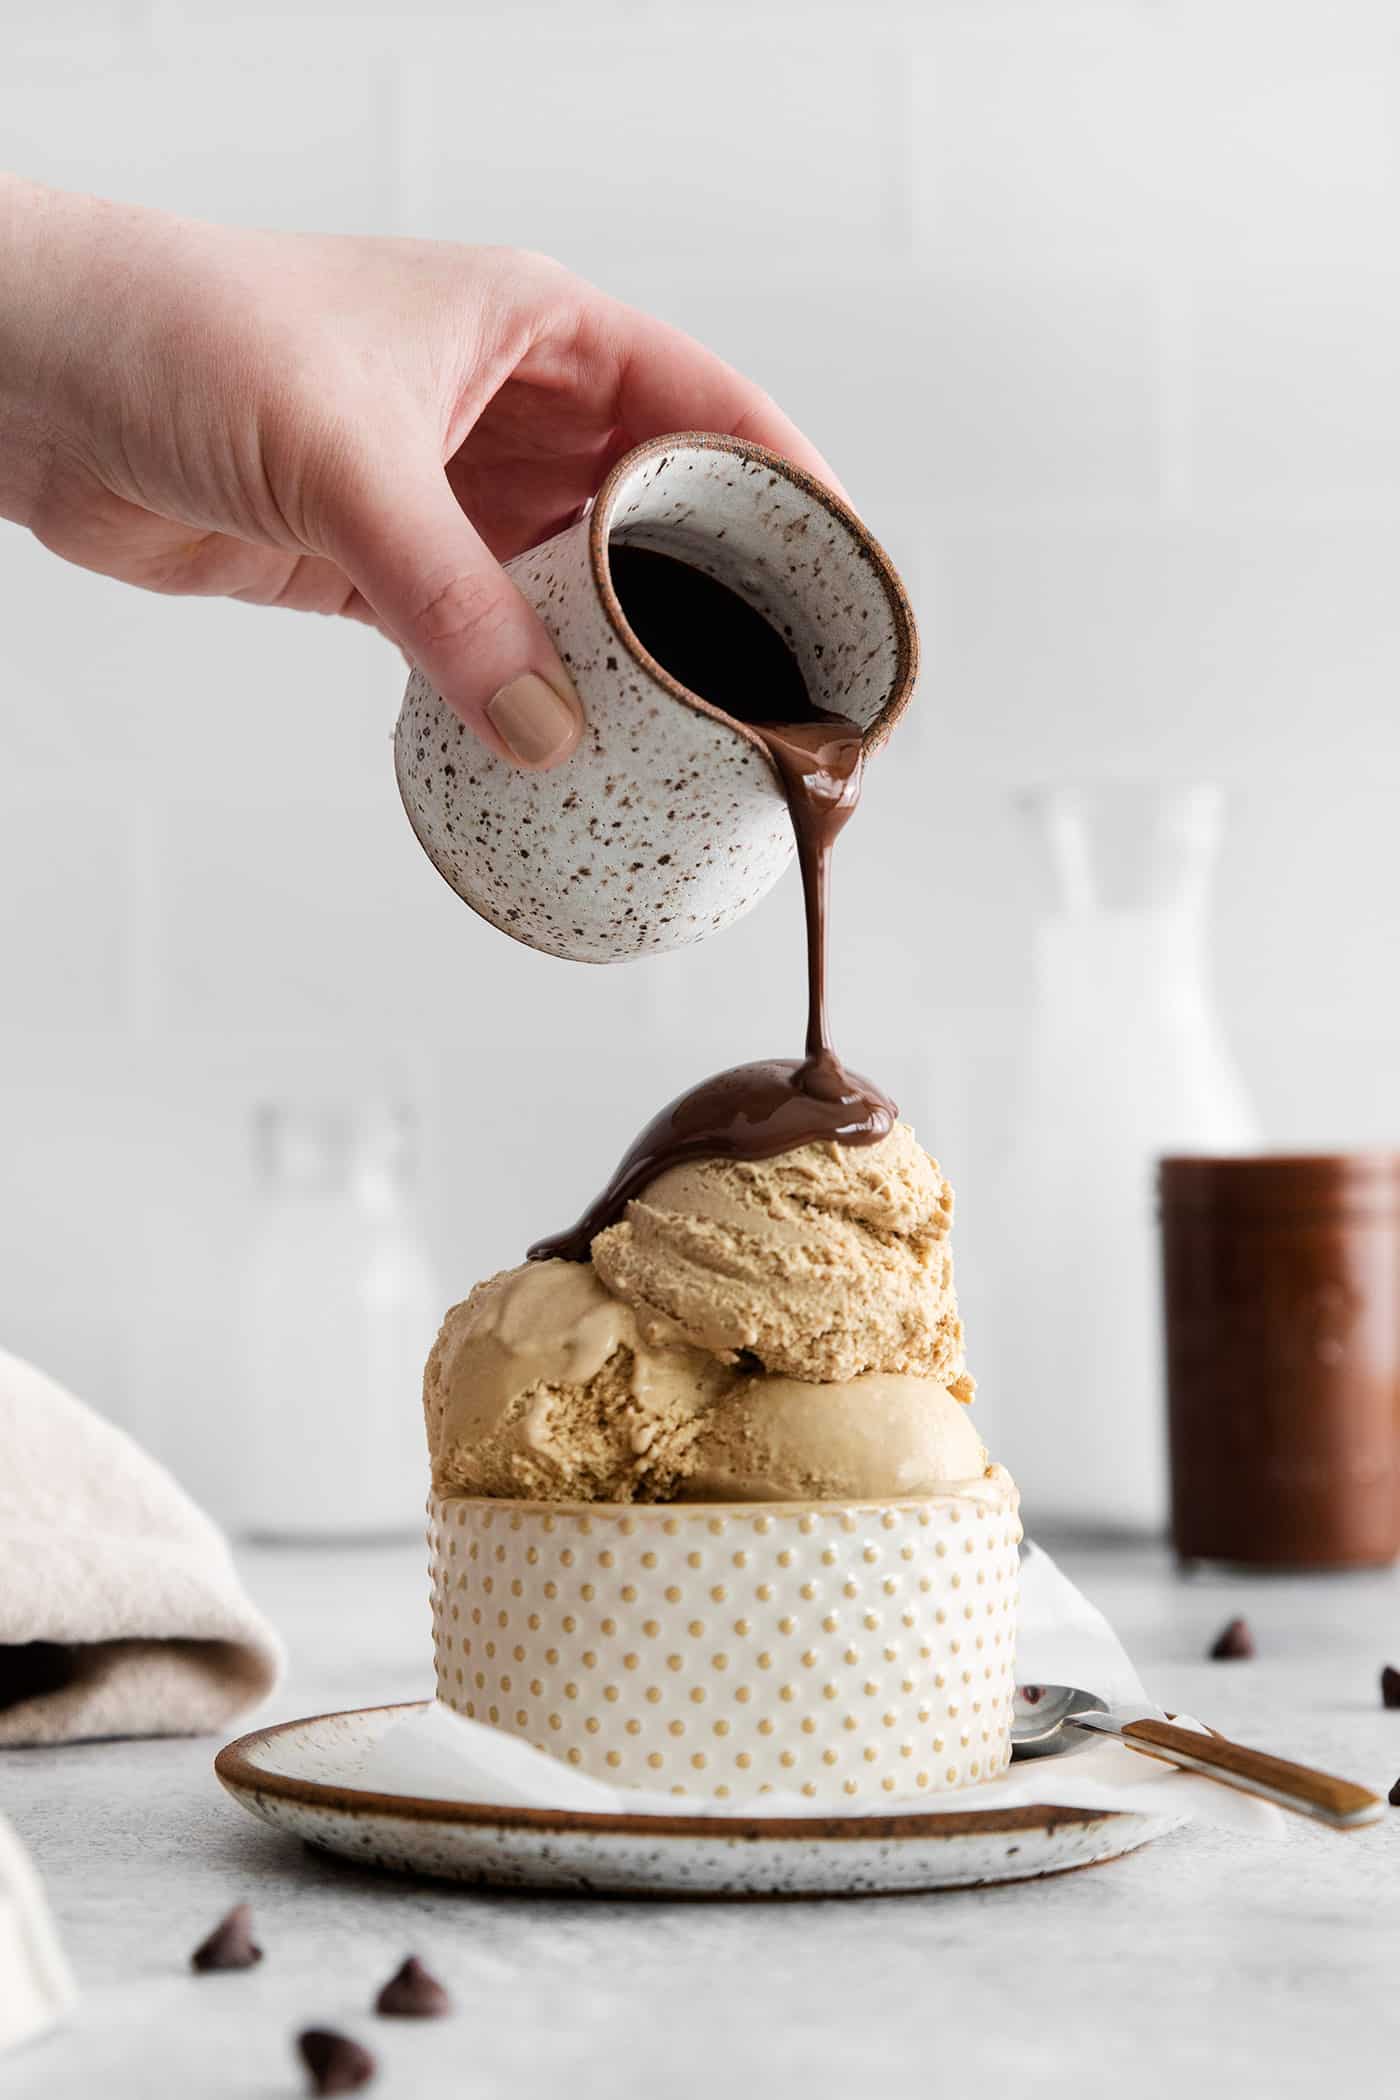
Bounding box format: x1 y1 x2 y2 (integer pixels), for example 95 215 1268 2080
1010 1683 1110 1759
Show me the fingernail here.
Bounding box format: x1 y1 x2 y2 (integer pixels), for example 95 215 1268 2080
485 672 581 768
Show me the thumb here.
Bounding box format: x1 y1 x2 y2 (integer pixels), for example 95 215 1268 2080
334 459 584 770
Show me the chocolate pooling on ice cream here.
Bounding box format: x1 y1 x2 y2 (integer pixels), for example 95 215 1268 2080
530 548 896 1265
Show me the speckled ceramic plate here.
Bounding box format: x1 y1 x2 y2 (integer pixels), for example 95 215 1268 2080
216 1703 1185 1897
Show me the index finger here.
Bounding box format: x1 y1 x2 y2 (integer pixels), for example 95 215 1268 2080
603 300 849 505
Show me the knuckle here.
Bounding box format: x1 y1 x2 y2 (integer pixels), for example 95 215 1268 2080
497 244 568 284
409 569 511 654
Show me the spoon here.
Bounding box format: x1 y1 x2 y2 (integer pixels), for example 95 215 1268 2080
1011 1683 1110 1756
1011 1682 1384 1829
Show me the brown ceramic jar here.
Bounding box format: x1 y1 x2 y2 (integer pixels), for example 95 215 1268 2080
1160 1155 1400 1568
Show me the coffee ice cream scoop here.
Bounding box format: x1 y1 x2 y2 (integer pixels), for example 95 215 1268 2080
423 1260 732 1504
684 1372 986 1502
590 1123 972 1389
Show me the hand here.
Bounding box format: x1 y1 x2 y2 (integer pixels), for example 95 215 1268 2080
0 179 838 767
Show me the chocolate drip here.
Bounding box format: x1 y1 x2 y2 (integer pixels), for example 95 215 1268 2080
529 1055 895 1266
529 550 897 1266
763 716 863 1088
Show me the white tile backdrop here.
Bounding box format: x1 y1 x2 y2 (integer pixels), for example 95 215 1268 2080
2 0 1399 1511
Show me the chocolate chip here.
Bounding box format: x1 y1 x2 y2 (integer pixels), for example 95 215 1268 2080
190 1903 262 1972
1209 1617 1255 1661
1381 1665 1400 1708
1388 1775 1400 1807
375 1955 452 2018
297 2029 376 2094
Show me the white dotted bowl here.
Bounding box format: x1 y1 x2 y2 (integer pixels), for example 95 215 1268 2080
427 1472 1021 1806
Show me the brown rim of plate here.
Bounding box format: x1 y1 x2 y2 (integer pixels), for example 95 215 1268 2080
214 1702 1119 1843
587 431 919 772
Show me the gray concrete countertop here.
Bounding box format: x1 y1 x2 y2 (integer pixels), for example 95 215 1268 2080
5 1538 1398 2099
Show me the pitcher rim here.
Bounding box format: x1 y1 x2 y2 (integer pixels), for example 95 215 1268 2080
587 431 919 761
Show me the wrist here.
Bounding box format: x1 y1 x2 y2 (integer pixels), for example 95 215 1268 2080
0 177 108 527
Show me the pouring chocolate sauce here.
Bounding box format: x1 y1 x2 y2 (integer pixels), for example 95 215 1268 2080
528 547 897 1265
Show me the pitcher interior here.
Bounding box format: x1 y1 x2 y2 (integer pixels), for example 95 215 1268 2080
599 440 910 735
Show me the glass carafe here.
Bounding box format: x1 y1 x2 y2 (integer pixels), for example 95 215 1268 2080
988 784 1259 1536
231 1104 440 1540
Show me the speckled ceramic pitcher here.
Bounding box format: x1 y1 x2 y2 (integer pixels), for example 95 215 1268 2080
394 432 918 964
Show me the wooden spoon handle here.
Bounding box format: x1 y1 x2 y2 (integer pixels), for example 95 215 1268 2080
1120 1718 1384 1828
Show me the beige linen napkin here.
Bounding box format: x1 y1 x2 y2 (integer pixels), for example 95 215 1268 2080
0 1346 282 1746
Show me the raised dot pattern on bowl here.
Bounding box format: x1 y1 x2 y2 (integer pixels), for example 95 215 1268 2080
428 1477 1021 1806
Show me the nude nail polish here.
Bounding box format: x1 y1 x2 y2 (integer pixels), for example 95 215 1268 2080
485 673 581 767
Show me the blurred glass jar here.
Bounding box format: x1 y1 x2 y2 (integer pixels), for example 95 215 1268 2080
1161 1155 1400 1568
231 1104 440 1539
989 783 1259 1536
